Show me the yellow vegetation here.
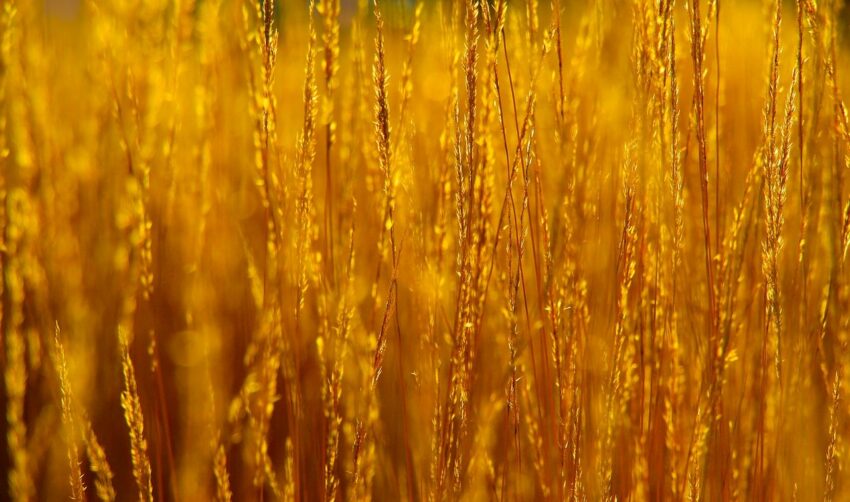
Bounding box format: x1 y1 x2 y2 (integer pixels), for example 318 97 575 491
2 0 850 500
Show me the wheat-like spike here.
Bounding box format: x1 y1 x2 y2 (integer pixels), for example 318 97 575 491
53 323 86 501
372 0 397 276
212 439 232 502
319 0 340 107
80 417 115 502
761 0 796 383
318 0 340 281
824 371 840 501
352 5 400 498
296 0 319 293
688 0 720 376
119 329 154 502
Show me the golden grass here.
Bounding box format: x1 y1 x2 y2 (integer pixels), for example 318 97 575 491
2 0 850 500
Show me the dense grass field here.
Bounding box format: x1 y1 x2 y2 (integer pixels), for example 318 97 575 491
2 0 850 499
